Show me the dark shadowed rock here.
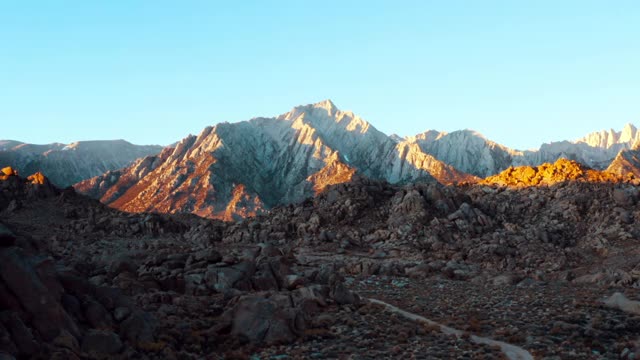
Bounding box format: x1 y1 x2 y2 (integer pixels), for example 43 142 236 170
81 330 123 355
0 321 17 356
0 312 36 357
120 311 156 344
0 247 79 340
613 187 639 207
82 298 114 330
225 295 304 345
0 224 14 247
204 261 256 292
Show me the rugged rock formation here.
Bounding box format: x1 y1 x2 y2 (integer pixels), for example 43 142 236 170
482 158 629 187
75 100 475 220
0 140 162 188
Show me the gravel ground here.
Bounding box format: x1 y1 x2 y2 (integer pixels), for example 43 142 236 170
354 276 640 359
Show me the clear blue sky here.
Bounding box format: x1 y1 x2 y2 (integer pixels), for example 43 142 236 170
1 1 639 150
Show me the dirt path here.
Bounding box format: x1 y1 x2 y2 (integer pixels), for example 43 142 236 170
368 298 534 360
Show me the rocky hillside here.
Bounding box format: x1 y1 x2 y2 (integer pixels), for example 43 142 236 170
0 139 162 187
75 100 475 220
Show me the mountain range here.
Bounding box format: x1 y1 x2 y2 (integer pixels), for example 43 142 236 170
2 100 638 220
0 140 162 188
66 100 639 220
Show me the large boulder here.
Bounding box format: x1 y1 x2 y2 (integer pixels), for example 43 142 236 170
224 294 305 345
0 247 79 340
120 311 156 344
204 261 256 292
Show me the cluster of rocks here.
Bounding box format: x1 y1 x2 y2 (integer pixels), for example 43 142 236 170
0 223 157 359
482 158 632 187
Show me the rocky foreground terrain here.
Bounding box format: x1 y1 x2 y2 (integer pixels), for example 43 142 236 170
3 160 640 359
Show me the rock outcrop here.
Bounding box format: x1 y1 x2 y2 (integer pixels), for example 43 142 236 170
482 158 628 187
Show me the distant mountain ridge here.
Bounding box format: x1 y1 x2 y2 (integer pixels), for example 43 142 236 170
65 99 638 220
0 140 163 187
395 123 640 178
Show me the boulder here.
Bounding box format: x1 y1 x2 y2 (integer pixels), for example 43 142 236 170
0 167 16 177
224 295 304 344
82 299 113 330
613 187 639 207
120 311 156 344
26 172 46 185
0 247 79 340
204 261 256 292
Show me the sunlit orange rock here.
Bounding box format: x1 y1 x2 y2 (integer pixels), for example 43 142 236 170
27 172 47 185
222 184 264 221
0 166 19 181
307 153 357 195
1 166 17 176
482 158 628 187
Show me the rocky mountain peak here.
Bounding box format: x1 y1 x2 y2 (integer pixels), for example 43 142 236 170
620 123 638 143
576 124 639 149
313 99 337 113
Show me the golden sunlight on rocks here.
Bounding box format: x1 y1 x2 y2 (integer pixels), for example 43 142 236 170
307 153 357 195
222 184 264 221
482 158 630 187
26 172 47 185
